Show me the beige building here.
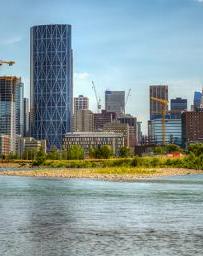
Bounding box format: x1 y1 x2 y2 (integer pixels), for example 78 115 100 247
103 122 129 147
74 95 89 113
0 134 11 157
16 137 46 158
73 110 94 132
63 132 124 155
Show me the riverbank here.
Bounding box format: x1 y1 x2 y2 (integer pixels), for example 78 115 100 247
0 167 202 181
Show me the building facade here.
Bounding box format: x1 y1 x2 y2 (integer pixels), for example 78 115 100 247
63 132 124 155
0 76 18 152
117 114 137 147
0 134 10 157
15 80 24 136
182 111 203 146
94 110 117 131
16 137 46 158
74 95 89 113
149 118 182 146
193 91 202 110
170 97 187 118
103 122 129 147
72 109 94 132
105 90 125 115
150 85 168 120
23 98 30 136
30 24 73 149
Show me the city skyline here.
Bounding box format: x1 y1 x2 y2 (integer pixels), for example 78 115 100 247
1 0 203 132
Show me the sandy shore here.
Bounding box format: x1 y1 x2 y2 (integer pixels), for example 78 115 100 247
0 167 202 181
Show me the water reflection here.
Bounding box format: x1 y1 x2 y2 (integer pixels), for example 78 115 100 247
0 175 203 255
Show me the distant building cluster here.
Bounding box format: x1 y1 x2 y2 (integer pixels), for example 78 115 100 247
1 23 203 158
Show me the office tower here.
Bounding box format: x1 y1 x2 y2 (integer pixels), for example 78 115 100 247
193 91 202 110
74 95 89 113
150 85 168 120
149 118 182 146
15 80 24 136
73 110 94 132
170 97 187 118
182 111 203 146
0 76 18 152
94 110 117 131
23 98 30 136
30 24 73 149
105 90 125 115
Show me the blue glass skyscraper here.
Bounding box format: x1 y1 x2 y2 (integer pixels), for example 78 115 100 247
30 24 73 149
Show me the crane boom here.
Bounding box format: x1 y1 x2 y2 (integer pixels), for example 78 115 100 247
92 81 101 113
0 60 15 66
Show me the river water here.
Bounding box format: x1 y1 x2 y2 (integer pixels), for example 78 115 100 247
0 175 202 256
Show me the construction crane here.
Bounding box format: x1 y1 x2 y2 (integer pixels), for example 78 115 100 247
151 97 168 145
0 60 15 66
124 88 131 113
92 81 101 113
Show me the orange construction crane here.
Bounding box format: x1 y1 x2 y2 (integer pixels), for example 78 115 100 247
151 97 168 145
0 60 15 66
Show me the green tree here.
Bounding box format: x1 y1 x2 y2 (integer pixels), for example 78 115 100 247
188 144 203 156
67 145 84 160
119 146 130 158
47 146 60 160
33 147 46 166
165 144 181 153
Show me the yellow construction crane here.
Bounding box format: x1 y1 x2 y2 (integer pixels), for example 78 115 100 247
0 60 15 66
151 97 168 145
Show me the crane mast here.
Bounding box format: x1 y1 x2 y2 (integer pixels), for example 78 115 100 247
151 97 168 145
92 81 101 113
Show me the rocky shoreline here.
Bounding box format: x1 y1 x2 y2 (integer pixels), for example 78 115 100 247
0 167 202 181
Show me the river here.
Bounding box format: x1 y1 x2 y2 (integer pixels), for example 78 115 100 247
0 175 202 255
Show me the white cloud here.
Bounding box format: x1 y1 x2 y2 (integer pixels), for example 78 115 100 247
196 0 203 3
0 36 22 45
74 72 90 80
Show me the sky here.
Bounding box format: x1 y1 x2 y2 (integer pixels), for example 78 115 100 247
0 0 203 133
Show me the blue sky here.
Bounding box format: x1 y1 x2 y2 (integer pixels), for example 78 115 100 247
0 0 203 132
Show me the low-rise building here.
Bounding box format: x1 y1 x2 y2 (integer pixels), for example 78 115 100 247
149 118 182 146
63 132 124 155
16 137 46 158
0 134 10 157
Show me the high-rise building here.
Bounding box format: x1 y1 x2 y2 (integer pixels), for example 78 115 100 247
170 97 187 118
193 91 202 110
105 90 125 115
30 24 73 149
0 76 18 152
182 111 203 146
150 85 168 120
23 98 30 137
94 110 117 131
73 110 94 132
74 95 89 113
15 80 24 136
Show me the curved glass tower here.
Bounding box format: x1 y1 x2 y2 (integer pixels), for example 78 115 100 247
30 24 73 149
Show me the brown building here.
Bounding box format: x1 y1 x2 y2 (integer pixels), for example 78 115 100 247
150 85 168 120
117 114 137 147
94 110 117 131
0 134 10 157
182 111 203 146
